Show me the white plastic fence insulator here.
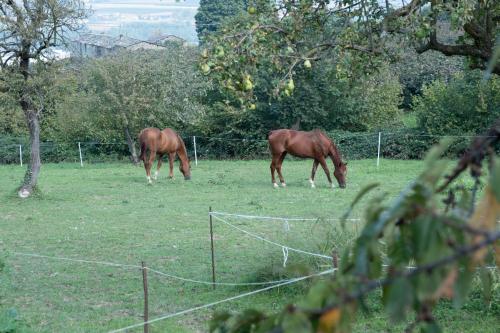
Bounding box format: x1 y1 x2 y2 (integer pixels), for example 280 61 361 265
377 132 381 168
19 145 22 166
282 246 289 267
193 136 198 166
78 142 83 167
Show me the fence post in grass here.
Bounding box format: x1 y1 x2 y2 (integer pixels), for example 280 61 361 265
141 261 149 333
376 132 381 168
193 136 198 166
332 249 338 279
78 142 83 167
209 206 216 290
19 145 23 167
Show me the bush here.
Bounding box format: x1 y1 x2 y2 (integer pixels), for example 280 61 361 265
0 131 485 164
415 71 500 135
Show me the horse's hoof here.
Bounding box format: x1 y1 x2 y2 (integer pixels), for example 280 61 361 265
311 183 315 189
273 183 279 188
281 183 286 187
309 179 315 188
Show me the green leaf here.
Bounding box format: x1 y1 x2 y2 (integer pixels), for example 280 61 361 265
383 277 413 322
209 311 232 333
230 309 266 333
424 138 454 167
490 157 500 202
453 261 473 308
282 311 313 333
479 267 493 305
299 281 332 310
342 182 380 221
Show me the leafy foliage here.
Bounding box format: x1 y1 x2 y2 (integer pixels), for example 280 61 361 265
415 71 500 135
201 0 499 108
195 0 247 42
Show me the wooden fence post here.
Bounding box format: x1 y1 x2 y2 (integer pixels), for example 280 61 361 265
141 261 149 333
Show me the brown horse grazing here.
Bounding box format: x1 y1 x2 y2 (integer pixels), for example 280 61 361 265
138 128 191 183
268 129 347 189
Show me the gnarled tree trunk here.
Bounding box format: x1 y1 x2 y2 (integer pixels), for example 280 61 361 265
124 126 140 165
18 57 42 198
18 109 41 198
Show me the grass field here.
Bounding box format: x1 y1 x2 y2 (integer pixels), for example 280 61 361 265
0 159 498 332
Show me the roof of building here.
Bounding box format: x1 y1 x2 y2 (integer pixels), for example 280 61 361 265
73 33 142 49
74 33 186 49
147 34 186 44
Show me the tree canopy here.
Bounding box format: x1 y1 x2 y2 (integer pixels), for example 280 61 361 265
0 0 87 198
195 0 247 42
200 0 499 105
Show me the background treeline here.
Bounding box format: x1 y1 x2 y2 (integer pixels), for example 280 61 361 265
1 43 499 163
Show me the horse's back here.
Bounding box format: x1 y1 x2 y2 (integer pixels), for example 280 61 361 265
268 129 332 158
139 127 161 141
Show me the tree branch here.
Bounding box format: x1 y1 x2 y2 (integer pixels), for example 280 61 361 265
437 119 500 193
306 229 500 316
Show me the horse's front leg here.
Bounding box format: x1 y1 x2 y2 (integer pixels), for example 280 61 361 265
309 160 319 188
168 152 175 179
318 157 334 188
154 154 164 180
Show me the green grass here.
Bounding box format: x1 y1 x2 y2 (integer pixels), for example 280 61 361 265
0 159 498 332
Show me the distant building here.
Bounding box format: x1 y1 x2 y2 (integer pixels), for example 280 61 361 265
147 33 187 46
70 33 186 58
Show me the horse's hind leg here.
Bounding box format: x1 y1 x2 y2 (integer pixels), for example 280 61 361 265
318 156 333 188
168 152 175 178
270 156 279 188
310 160 319 188
277 152 287 187
154 154 164 180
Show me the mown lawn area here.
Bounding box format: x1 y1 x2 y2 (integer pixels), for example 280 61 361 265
0 159 498 332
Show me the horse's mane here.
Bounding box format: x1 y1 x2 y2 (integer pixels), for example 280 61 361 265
312 129 343 166
176 133 189 158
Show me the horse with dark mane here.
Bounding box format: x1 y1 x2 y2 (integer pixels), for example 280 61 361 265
138 128 191 183
268 129 347 188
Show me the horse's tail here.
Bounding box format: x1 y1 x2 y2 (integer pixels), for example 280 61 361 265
139 141 146 162
138 130 147 162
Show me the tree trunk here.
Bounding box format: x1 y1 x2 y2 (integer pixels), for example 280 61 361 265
124 126 140 165
18 109 41 198
18 56 41 198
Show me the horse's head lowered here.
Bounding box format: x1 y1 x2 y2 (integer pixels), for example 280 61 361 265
333 162 347 188
180 159 191 180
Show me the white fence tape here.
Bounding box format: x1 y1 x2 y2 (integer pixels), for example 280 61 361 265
211 214 333 260
108 268 335 333
12 252 298 287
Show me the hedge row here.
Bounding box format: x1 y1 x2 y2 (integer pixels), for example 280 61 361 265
0 130 487 164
